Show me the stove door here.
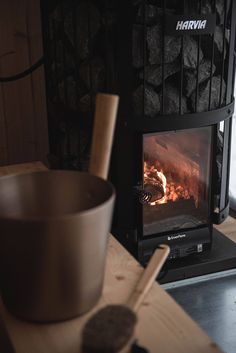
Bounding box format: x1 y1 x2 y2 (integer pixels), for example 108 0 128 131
142 126 212 236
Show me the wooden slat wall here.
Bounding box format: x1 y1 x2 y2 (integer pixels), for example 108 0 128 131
0 0 48 166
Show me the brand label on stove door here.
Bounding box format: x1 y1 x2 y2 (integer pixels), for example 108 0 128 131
167 234 186 241
165 14 216 36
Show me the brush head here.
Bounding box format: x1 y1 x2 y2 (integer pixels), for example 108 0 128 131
81 304 137 353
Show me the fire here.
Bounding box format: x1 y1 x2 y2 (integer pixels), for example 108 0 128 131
144 161 194 206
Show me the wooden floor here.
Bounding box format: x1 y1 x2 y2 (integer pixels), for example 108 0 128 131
0 235 226 353
168 217 236 353
215 215 236 243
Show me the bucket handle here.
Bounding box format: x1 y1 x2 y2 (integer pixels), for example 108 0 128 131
89 93 119 180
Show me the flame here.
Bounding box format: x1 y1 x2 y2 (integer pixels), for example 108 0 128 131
144 161 196 206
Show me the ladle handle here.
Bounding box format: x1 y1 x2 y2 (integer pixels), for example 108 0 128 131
126 245 170 313
89 93 119 180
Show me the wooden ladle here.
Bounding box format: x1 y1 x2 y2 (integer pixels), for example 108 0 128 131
89 93 119 179
81 244 170 353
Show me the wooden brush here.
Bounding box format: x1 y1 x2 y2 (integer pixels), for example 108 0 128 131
81 244 170 353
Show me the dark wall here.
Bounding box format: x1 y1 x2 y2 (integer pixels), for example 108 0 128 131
0 0 49 166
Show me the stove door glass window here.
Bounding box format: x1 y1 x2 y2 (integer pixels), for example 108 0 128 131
143 127 212 236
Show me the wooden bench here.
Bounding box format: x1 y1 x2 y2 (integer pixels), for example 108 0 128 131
0 162 232 353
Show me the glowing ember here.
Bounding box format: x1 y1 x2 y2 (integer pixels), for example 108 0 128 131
144 161 196 206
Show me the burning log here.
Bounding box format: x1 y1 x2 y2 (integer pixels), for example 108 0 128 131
144 183 165 203
144 163 166 204
144 159 195 206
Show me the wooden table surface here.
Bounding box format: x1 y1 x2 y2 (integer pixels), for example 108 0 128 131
0 162 233 353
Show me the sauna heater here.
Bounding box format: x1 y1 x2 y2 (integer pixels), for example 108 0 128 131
110 0 236 265
41 0 236 265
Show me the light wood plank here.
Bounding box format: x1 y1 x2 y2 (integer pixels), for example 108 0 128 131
0 162 224 353
0 161 47 177
215 216 236 243
0 235 223 353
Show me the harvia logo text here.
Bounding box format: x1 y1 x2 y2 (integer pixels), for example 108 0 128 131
168 234 186 241
176 20 207 31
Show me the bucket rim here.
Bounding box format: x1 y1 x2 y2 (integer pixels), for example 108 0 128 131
0 170 115 223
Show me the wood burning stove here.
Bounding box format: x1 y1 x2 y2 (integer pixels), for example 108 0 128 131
41 0 236 273
110 0 236 266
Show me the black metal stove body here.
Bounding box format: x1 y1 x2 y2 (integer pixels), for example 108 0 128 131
111 0 236 264
41 0 236 265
